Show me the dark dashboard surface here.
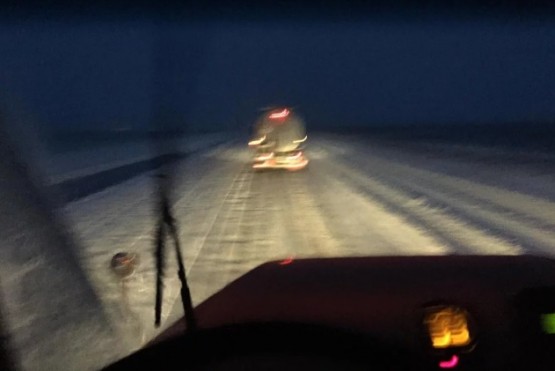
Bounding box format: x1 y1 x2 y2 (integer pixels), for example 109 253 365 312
125 255 555 370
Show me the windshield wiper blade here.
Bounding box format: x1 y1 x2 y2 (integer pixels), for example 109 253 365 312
154 179 196 331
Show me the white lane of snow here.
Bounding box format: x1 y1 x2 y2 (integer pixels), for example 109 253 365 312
318 137 554 255
0 133 125 371
340 138 555 224
301 161 449 256
60 143 244 355
326 137 555 247
323 134 555 202
319 151 522 256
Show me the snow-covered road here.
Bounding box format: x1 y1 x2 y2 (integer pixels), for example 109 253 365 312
61 135 555 364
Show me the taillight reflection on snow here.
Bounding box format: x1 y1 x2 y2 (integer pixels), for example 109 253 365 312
279 256 294 265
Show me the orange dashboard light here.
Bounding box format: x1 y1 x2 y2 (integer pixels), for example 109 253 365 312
424 306 471 349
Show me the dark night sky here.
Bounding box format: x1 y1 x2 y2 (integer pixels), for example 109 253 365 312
1 14 555 133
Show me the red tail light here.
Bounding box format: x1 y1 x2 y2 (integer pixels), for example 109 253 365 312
269 108 290 119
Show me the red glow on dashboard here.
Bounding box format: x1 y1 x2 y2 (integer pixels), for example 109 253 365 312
439 355 459 369
279 257 294 265
269 109 290 119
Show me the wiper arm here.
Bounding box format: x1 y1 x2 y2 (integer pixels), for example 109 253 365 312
154 174 197 332
153 189 166 328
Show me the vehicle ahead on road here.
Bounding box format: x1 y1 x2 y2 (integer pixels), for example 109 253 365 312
248 107 309 171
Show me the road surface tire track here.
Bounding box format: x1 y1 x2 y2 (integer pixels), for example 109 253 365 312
322 139 553 256
183 164 255 303
317 146 521 256
342 138 555 227
325 137 555 229
275 168 341 257
65 142 236 245
303 156 448 256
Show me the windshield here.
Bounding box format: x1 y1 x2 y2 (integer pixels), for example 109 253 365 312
1 2 555 370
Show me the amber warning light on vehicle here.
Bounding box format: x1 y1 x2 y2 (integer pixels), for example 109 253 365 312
424 306 472 349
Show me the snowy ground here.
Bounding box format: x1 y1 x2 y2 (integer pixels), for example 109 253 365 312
0 132 234 371
57 134 555 369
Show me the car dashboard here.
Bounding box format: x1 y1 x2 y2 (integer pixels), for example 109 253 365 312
109 255 555 370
